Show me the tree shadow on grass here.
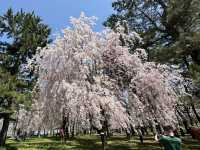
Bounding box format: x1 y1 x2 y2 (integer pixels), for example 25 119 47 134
2 145 18 150
136 142 161 150
73 136 102 150
75 136 132 150
107 142 133 150
6 137 101 150
17 141 74 150
106 136 133 150
4 135 200 150
44 136 61 141
3 139 161 150
182 138 200 150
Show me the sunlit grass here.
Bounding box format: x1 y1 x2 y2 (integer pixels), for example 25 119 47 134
1 134 200 150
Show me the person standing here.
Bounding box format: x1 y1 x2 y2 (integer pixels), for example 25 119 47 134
155 125 181 150
59 127 65 143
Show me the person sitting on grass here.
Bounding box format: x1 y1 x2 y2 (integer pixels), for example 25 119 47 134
155 125 181 150
188 127 200 141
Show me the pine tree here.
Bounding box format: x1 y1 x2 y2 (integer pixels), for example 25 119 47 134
0 8 51 146
105 0 200 64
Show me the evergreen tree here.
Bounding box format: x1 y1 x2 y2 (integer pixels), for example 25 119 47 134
105 0 200 64
0 8 51 146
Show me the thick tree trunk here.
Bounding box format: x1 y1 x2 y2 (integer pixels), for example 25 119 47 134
0 115 10 146
191 103 200 123
105 121 110 138
100 132 106 150
63 116 70 141
92 125 106 150
49 129 53 137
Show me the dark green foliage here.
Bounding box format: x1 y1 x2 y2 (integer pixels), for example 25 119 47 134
0 8 51 109
0 8 51 146
0 8 51 75
0 68 31 113
0 8 51 107
105 0 200 64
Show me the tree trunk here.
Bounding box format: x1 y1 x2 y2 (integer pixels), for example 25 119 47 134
191 103 200 123
100 132 106 150
0 115 10 146
144 127 149 135
71 123 75 138
185 106 194 126
37 128 41 138
130 124 136 136
12 120 17 137
12 110 19 137
150 121 157 135
176 107 189 132
105 121 110 138
65 126 70 140
126 130 131 140
56 129 58 137
139 135 144 144
183 120 189 133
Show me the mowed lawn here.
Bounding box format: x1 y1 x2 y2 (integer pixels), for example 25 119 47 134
1 135 200 150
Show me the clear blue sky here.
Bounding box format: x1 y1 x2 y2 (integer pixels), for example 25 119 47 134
0 0 113 36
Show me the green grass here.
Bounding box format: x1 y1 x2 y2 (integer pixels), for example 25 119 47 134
1 134 200 150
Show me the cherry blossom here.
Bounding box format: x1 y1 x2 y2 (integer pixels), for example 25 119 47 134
29 13 183 135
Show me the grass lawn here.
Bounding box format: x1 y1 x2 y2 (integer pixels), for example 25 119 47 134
1 134 200 150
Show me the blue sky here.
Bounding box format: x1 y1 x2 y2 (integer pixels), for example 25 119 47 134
0 0 113 36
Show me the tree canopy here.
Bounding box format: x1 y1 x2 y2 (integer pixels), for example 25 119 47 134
104 0 200 64
0 8 51 75
26 13 184 140
0 8 51 146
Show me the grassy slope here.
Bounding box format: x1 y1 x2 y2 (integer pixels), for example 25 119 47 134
1 135 200 150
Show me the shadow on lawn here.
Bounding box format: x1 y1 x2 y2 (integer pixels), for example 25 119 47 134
135 142 161 150
182 138 200 150
3 135 200 150
74 137 102 150
1 145 17 150
106 135 161 150
74 136 131 150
